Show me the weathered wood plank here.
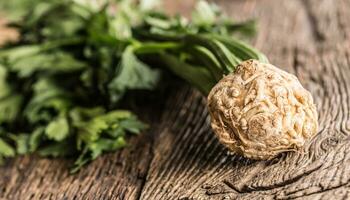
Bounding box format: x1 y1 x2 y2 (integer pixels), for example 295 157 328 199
1 0 350 199
0 17 18 45
303 0 350 46
139 0 350 199
0 104 158 200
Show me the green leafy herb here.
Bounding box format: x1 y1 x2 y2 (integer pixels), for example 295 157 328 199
0 0 266 172
0 138 15 163
108 46 160 103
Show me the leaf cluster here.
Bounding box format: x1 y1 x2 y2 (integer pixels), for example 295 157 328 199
0 0 265 172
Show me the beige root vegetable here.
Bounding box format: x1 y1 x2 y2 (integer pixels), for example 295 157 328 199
207 60 318 159
160 33 319 160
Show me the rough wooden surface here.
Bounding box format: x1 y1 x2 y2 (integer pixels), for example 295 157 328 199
0 17 18 45
1 0 350 199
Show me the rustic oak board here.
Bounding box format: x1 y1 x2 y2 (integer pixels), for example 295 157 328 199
1 0 350 199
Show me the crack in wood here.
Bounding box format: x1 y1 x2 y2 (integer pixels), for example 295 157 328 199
300 0 326 42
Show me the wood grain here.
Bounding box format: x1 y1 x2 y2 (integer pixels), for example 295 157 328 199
1 0 350 199
0 17 18 45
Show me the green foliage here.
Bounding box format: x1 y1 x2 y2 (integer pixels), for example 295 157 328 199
0 0 265 172
109 47 160 103
0 138 15 163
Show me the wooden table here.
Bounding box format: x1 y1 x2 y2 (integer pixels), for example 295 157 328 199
1 0 350 199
